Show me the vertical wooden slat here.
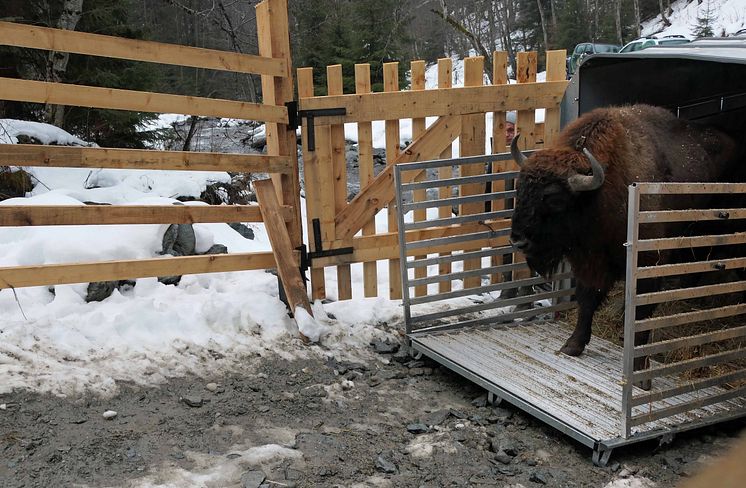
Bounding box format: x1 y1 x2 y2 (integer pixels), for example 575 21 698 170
297 67 326 300
355 63 378 298
460 56 486 290
327 64 352 300
437 58 453 293
513 52 538 284
411 60 428 297
544 50 566 147
256 0 302 248
491 51 510 284
384 62 402 300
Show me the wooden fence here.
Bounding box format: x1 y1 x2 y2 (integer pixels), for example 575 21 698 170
298 50 568 301
0 0 302 290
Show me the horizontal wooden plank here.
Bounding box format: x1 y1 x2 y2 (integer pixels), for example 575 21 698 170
639 208 746 224
632 368 746 406
310 221 511 267
636 256 746 279
636 303 746 332
0 21 286 77
0 144 292 172
636 279 746 306
0 251 294 289
0 204 294 226
633 348 745 383
629 385 746 427
298 81 568 123
634 324 746 357
636 182 746 195
0 77 288 123
636 232 746 252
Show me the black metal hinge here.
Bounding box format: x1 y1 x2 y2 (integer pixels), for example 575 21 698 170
297 107 347 151
306 218 353 263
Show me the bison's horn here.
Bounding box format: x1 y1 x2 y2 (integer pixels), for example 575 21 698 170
568 148 605 192
510 133 528 168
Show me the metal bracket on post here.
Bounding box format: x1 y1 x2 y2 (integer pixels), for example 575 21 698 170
592 445 613 467
306 218 353 263
298 108 347 151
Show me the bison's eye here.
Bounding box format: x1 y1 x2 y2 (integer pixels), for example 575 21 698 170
542 183 567 213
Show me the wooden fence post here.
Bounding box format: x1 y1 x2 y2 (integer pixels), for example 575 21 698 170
437 57 453 293
411 60 428 297
384 62 402 300
544 50 567 146
355 63 378 298
297 67 326 300
256 0 302 249
327 65 352 300
460 56 486 290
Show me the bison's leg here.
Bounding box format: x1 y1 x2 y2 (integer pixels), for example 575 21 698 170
560 282 610 356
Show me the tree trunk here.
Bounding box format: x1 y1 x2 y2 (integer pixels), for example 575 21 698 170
633 0 641 38
615 0 623 45
45 0 84 126
659 0 671 26
536 0 549 50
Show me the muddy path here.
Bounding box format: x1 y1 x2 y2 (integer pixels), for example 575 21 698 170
1 345 743 488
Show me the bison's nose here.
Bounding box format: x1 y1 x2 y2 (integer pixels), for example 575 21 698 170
510 233 529 251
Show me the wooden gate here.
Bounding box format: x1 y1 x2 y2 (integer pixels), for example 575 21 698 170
298 51 568 301
0 0 302 290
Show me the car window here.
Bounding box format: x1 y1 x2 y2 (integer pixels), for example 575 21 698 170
620 41 641 53
584 44 594 54
595 45 618 53
574 44 586 54
642 40 657 49
660 39 690 45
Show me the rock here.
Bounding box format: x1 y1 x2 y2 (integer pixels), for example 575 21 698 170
0 404 6 410
406 360 425 369
341 380 354 391
158 275 182 286
205 383 219 392
619 465 638 478
370 339 399 354
392 349 411 363
228 222 255 240
408 368 426 376
471 395 488 408
102 410 117 420
240 470 266 488
258 405 270 413
422 409 451 427
200 176 255 205
376 455 397 474
494 451 513 465
535 449 551 462
527 459 537 466
530 471 549 484
301 384 328 398
610 462 621 472
0 168 33 201
181 396 204 408
407 423 429 434
449 409 467 419
85 281 118 302
203 244 228 255
500 440 519 457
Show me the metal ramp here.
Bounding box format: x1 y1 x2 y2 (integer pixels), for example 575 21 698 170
394 155 746 465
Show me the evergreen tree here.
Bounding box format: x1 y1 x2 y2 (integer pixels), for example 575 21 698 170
692 0 717 38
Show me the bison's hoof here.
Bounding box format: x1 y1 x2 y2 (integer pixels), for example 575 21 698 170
560 341 585 357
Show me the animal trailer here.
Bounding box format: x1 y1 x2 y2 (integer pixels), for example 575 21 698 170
394 155 746 466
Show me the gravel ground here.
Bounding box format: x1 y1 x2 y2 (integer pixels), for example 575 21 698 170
1 342 744 488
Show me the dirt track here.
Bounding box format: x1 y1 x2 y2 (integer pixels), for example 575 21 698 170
1 344 744 488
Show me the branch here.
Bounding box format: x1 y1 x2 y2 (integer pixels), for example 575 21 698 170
431 8 493 83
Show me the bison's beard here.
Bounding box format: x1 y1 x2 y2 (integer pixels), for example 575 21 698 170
523 244 565 280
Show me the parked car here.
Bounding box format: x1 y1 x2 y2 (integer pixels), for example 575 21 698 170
619 35 691 53
569 42 620 74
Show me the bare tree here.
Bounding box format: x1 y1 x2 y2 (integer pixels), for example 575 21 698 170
45 0 84 126
633 0 641 38
536 0 549 50
615 0 623 45
659 0 671 26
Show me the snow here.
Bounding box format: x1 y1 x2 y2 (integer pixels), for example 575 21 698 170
642 0 746 38
603 478 657 488
0 119 96 146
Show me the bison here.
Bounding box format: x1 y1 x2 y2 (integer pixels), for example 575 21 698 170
508 104 740 358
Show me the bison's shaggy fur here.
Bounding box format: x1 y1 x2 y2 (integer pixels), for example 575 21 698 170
510 104 740 357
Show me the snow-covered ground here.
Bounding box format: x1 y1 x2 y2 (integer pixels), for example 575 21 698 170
642 0 746 38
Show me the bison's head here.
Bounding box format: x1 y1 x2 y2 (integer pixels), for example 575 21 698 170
508 134 605 278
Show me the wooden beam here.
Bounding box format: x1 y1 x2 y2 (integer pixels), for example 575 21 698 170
355 63 377 298
0 21 286 77
297 67 326 300
333 115 462 242
0 77 288 123
411 60 427 298
0 144 292 173
437 57 454 293
311 220 512 267
543 50 566 146
0 204 294 226
298 81 568 123
0 252 285 289
384 62 402 300
255 178 311 343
